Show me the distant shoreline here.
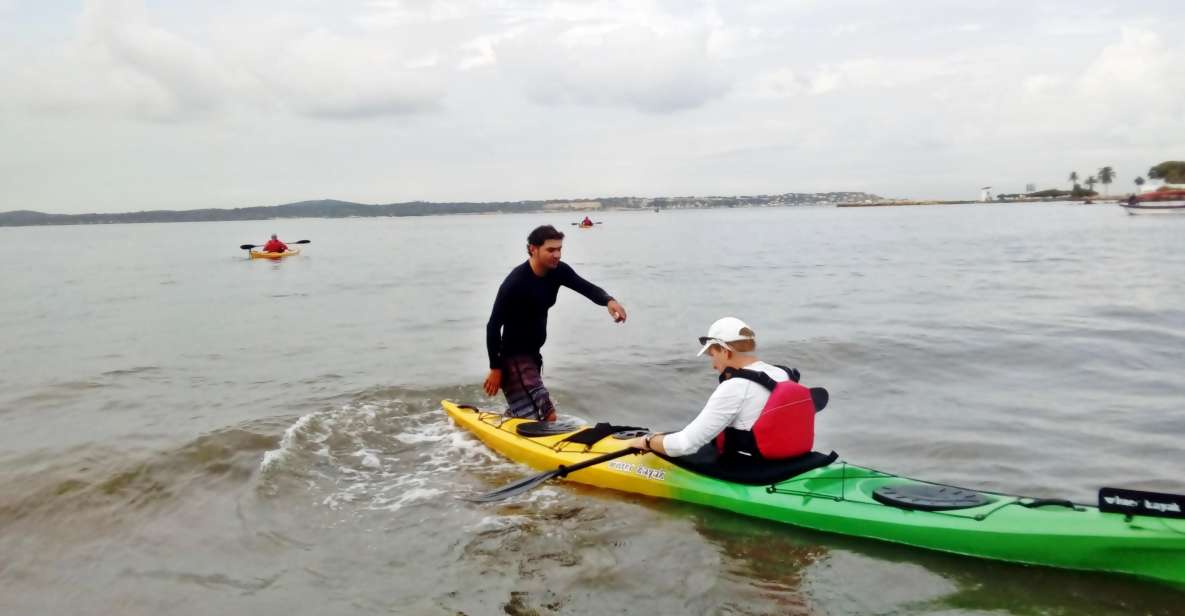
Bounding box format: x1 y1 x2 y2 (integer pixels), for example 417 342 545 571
0 192 882 228
837 197 1126 208
7 192 1126 228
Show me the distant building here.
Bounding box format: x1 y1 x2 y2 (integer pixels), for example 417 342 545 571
980 186 993 202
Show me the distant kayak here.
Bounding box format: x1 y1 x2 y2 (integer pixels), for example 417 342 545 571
249 249 300 260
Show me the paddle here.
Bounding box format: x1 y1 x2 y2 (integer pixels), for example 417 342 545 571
570 222 603 225
464 447 640 503
239 239 311 250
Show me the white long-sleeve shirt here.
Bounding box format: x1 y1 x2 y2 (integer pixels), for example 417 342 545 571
663 361 790 457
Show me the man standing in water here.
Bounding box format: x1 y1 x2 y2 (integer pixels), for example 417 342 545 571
484 225 627 421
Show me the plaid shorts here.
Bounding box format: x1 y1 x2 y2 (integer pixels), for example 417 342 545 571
501 354 556 421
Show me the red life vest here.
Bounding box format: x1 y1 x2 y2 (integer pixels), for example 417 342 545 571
263 239 288 253
713 365 815 461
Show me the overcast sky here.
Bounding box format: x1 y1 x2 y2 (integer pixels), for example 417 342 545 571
1 0 1182 214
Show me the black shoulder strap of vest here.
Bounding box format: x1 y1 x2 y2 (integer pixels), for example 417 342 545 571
719 367 777 391
776 364 801 383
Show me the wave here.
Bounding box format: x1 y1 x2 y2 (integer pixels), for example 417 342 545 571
0 427 277 537
256 384 521 515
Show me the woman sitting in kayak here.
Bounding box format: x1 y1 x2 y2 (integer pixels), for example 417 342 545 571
627 317 816 464
263 234 288 253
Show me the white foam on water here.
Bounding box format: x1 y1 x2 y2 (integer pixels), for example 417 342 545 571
354 448 382 469
259 412 326 473
372 486 447 512
258 396 543 517
467 514 531 533
393 430 443 445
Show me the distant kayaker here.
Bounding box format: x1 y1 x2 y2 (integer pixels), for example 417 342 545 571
262 234 288 253
484 224 627 421
581 216 593 226
627 317 815 463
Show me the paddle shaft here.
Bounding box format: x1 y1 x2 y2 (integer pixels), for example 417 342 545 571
466 446 640 502
554 446 639 478
240 239 311 250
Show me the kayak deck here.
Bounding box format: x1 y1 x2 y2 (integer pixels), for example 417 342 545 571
249 248 300 259
443 400 1185 588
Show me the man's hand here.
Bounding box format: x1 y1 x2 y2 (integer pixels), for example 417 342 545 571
483 369 502 396
607 299 627 323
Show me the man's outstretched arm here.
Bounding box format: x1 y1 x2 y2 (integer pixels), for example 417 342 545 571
559 264 627 323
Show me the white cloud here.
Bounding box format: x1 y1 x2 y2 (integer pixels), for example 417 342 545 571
356 0 487 28
457 28 525 70
2 0 1185 213
257 28 447 118
808 68 841 96
1022 74 1063 96
7 0 236 120
3 0 453 121
748 54 963 102
996 28 1184 141
1078 28 1176 96
497 21 732 113
748 68 805 99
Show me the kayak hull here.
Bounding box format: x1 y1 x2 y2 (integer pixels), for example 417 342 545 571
1121 203 1185 214
443 400 1185 587
249 248 300 259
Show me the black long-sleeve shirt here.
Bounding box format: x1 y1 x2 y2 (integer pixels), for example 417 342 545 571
486 261 613 369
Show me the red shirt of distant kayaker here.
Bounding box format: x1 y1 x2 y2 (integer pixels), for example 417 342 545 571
263 238 287 253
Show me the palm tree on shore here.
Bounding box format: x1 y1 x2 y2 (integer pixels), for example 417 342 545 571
1086 176 1098 194
1069 171 1079 190
1098 166 1115 196
1134 176 1145 193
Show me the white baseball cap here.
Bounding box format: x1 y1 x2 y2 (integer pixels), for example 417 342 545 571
696 317 755 356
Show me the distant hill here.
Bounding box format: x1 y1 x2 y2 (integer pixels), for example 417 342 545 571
0 192 883 228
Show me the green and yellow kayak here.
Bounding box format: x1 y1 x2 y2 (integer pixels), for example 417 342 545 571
443 400 1185 587
249 248 300 260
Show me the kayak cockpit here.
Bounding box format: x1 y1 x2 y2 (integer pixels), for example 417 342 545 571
655 450 838 486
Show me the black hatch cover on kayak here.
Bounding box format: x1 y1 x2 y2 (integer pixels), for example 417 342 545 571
515 418 585 437
873 484 992 511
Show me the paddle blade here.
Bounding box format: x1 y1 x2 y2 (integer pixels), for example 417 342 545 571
239 244 257 250
463 470 559 503
293 239 311 244
810 387 829 413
